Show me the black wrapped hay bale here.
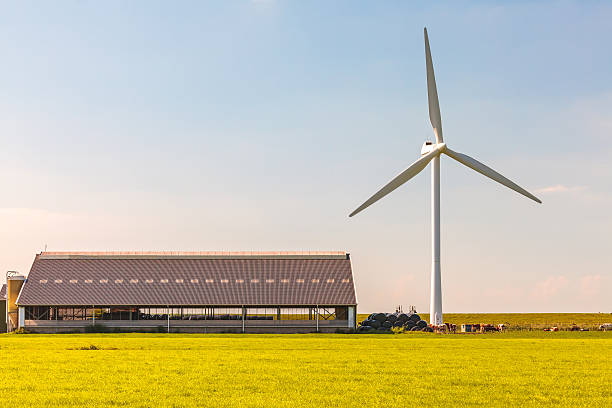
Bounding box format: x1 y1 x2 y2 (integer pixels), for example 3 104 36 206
374 313 387 322
359 311 430 333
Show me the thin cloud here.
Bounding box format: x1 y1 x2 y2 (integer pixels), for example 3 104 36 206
579 275 603 298
530 275 568 300
535 185 586 194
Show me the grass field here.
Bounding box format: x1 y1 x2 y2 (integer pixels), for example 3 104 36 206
358 313 612 329
1 331 611 407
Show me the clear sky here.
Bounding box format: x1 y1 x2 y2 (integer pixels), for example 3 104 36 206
1 1 610 313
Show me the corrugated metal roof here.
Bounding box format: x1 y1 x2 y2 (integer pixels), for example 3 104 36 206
0 284 6 299
17 254 357 306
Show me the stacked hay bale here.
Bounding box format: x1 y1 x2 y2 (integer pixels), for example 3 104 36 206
358 312 433 333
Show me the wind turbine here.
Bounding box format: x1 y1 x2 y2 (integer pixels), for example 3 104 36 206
349 28 541 327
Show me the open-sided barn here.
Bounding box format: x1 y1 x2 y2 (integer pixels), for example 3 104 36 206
8 251 357 333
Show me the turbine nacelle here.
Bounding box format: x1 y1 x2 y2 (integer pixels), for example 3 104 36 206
420 141 434 155
421 141 446 156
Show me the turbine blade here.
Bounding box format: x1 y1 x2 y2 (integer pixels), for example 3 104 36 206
444 147 542 203
349 149 440 217
425 27 443 143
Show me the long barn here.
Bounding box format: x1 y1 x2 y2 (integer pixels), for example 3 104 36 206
8 251 357 333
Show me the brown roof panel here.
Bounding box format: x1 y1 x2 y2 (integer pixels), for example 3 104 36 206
17 254 357 306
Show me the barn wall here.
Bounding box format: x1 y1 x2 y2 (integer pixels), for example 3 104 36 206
24 318 351 333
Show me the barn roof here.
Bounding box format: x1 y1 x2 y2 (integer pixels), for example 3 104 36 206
0 284 6 299
17 252 357 306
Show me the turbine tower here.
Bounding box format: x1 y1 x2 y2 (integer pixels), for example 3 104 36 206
349 28 541 327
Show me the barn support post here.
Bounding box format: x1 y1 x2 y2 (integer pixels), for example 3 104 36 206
242 305 245 333
18 307 24 329
92 305 95 326
167 305 170 333
316 305 319 332
348 306 355 329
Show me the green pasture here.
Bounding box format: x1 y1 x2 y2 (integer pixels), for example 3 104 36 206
1 331 611 407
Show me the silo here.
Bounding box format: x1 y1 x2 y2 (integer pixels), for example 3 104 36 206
6 273 25 332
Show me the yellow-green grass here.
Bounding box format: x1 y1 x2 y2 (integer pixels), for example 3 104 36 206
1 332 611 407
357 313 612 329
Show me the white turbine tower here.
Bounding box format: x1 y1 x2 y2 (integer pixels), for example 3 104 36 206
349 28 541 327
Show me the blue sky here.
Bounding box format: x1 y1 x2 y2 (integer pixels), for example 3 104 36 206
1 1 610 312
